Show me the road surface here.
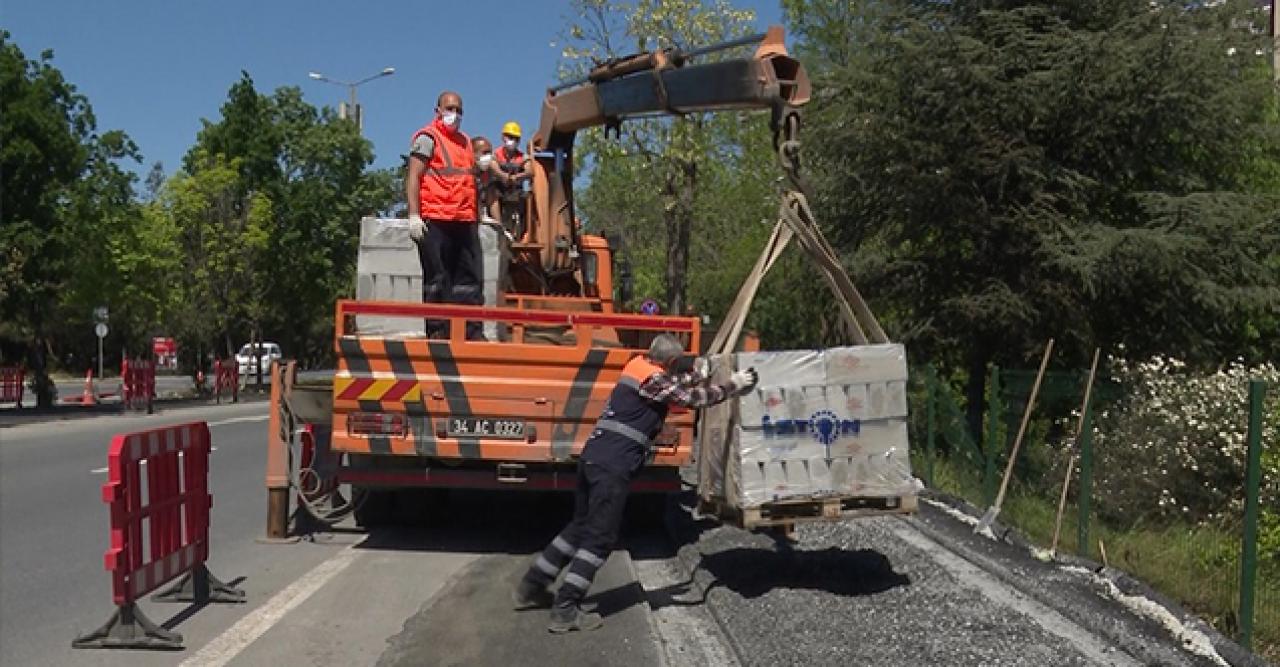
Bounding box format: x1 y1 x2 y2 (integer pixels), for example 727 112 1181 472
0 401 1257 666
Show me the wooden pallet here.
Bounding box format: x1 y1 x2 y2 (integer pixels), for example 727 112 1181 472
700 493 918 530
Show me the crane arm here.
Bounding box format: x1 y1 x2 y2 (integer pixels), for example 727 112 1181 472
515 26 810 293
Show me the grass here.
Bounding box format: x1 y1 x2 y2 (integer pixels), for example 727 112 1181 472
915 451 1280 663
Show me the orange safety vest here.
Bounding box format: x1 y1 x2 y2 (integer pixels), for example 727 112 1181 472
580 354 672 475
495 145 525 174
618 356 665 390
413 119 477 222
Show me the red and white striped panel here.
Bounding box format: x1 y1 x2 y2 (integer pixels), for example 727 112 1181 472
127 542 199 599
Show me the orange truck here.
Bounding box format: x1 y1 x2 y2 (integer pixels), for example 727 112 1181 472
264 28 810 533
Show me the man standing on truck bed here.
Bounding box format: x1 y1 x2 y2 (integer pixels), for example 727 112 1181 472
515 334 758 633
406 90 483 340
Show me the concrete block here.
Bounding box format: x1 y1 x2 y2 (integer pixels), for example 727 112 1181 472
736 349 824 389
808 456 834 494
823 343 908 385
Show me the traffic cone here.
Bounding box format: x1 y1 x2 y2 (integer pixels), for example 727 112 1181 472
79 369 97 406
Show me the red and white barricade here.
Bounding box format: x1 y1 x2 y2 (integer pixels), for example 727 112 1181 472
121 358 156 413
0 366 24 407
73 422 244 650
213 358 239 403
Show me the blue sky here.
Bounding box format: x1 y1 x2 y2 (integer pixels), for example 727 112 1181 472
3 0 786 180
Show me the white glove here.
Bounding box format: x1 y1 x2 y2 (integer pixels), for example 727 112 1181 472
408 215 426 241
729 368 758 395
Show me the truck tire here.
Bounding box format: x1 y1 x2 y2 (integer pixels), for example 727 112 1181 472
354 488 396 528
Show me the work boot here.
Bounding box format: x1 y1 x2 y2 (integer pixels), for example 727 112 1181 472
513 579 554 610
547 603 604 633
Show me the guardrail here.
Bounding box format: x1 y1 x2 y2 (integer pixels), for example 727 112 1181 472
73 422 244 650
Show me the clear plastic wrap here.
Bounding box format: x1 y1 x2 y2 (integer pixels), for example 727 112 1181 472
697 344 917 510
353 217 504 338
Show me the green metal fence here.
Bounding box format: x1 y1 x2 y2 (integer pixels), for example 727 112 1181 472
910 365 1277 660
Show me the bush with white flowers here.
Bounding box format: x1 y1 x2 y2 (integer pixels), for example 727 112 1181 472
1091 355 1279 555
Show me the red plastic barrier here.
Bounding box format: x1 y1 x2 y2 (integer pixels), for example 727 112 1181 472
213 358 239 403
73 422 244 650
1 366 25 406
121 358 155 413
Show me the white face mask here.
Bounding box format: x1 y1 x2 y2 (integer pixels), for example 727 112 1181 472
504 138 518 151
440 110 460 129
478 153 493 168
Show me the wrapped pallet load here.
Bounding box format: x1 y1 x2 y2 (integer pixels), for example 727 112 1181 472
697 343 920 527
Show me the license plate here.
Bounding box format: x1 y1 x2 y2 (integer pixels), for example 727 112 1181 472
447 417 526 439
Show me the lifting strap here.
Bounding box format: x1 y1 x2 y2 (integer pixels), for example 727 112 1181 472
708 106 888 356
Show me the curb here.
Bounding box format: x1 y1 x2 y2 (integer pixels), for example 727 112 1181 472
660 492 751 667
617 550 670 667
914 490 1270 667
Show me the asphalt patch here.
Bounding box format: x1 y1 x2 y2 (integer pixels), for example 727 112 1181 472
376 551 660 666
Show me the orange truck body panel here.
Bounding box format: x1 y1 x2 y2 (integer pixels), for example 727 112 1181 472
331 299 700 471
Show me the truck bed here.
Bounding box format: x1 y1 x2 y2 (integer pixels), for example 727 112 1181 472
330 299 701 469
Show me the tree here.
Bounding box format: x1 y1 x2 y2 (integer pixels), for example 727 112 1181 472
172 74 397 367
0 31 142 405
785 0 1280 436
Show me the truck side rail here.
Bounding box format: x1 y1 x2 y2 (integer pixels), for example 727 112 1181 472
336 299 700 350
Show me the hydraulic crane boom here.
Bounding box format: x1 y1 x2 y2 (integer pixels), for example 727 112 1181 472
513 26 811 295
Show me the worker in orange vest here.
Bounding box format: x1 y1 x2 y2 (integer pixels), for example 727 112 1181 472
406 91 484 340
514 334 758 632
495 121 531 181
493 121 533 239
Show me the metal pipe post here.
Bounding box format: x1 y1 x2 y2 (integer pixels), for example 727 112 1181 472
984 365 1002 506
265 360 295 540
1238 379 1266 648
925 365 936 488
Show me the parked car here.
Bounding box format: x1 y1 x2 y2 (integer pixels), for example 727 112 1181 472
236 342 282 378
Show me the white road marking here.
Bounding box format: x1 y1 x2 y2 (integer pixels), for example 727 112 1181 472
179 546 362 667
207 415 269 426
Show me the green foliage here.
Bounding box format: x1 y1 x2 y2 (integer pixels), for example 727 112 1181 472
0 31 142 404
2 51 396 384
786 0 1280 374
163 74 398 366
1089 356 1280 530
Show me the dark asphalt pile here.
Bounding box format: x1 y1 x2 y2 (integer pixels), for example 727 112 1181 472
659 493 1256 667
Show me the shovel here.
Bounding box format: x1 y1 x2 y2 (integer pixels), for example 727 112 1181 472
976 338 1054 536
1049 347 1101 556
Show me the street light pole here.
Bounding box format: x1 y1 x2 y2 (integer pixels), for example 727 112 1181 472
1272 0 1278 81
307 66 396 132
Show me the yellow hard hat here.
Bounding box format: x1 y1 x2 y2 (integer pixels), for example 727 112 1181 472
501 121 522 138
